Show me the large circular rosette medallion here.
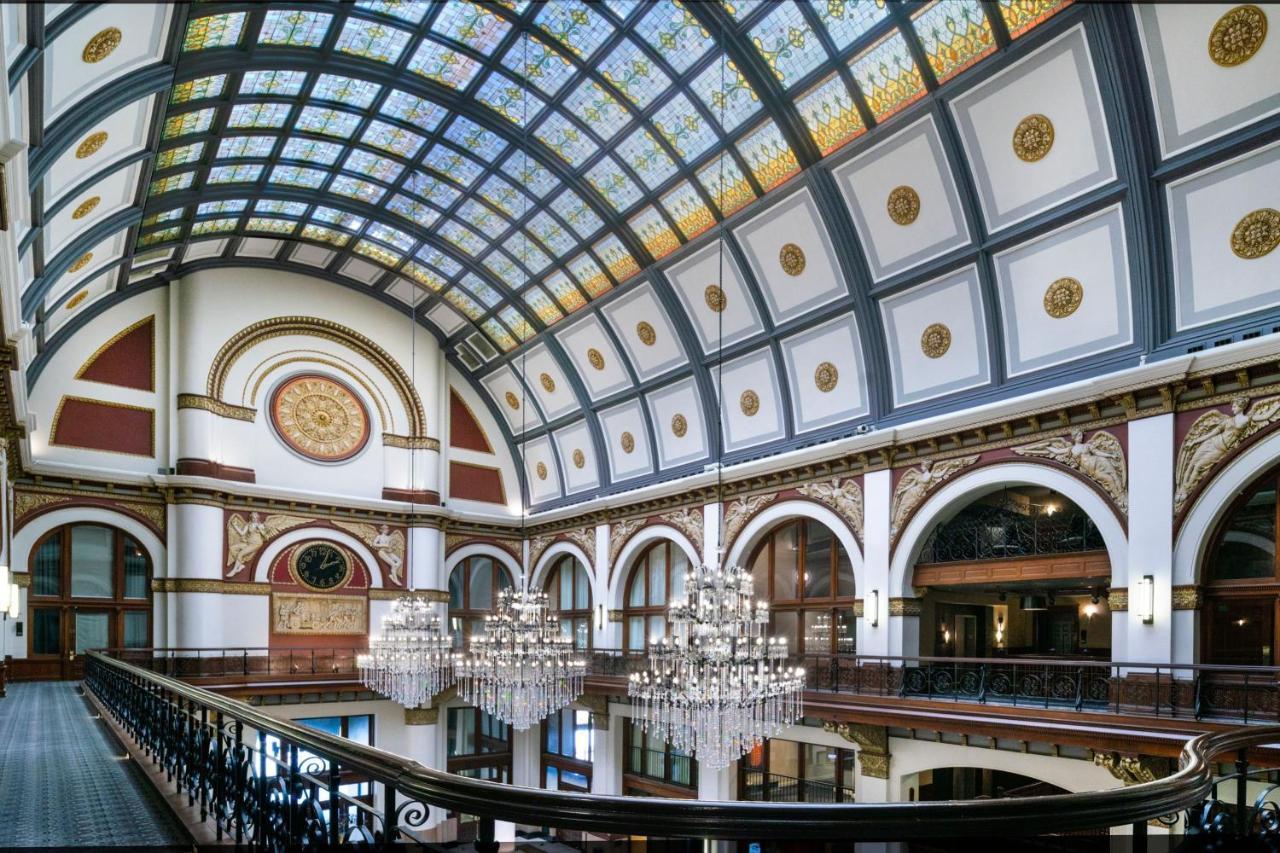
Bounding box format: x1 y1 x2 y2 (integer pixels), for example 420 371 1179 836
270 374 370 462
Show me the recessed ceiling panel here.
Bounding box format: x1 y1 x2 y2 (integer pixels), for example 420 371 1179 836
481 365 543 435
645 377 707 470
43 5 172 122
43 164 142 259
597 398 652 482
716 347 786 452
600 282 687 380
44 96 158 203
521 344 578 421
663 240 764 354
522 434 561 504
552 420 599 495
780 313 870 434
556 314 631 401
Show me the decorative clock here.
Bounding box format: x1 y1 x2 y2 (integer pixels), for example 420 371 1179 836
289 541 352 591
270 374 370 462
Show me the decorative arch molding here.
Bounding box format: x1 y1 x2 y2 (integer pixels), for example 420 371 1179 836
13 488 166 539
723 499 866 597
890 744 1119 795
244 349 396 433
606 524 699 612
206 316 426 436
889 462 1130 597
530 540 595 594
444 542 523 590
1175 428 1280 586
253 526 385 588
12 506 167 584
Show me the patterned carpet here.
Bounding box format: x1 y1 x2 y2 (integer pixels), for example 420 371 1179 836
0 681 190 847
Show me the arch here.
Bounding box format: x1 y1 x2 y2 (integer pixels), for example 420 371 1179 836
1176 429 1280 586
244 349 396 433
607 524 699 612
891 745 1118 797
890 462 1129 597
253 527 385 588
531 540 594 593
725 500 866 597
13 506 166 583
444 542 523 589
206 316 426 435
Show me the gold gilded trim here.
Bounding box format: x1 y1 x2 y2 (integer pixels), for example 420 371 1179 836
815 361 839 393
1012 114 1055 162
920 323 951 359
68 252 94 273
82 27 121 63
177 393 256 421
1109 587 1128 612
382 433 440 450
740 389 760 417
1209 5 1267 67
779 243 806 276
74 316 155 389
1043 277 1084 319
886 186 920 226
12 572 31 588
1231 208 1280 260
636 321 656 346
65 290 89 311
671 413 688 437
704 285 726 312
76 131 109 160
152 578 271 595
1172 585 1201 611
587 348 605 370
71 196 101 220
889 597 922 617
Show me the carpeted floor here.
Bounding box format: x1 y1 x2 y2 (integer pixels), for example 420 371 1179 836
0 681 190 847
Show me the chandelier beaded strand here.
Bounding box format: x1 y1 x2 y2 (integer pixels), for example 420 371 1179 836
358 593 453 708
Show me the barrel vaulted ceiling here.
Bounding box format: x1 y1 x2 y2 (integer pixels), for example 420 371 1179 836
6 2 1280 508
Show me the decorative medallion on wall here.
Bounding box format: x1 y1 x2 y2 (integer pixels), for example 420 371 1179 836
620 431 635 454
704 284 727 312
1043 276 1084 318
636 321 657 345
82 27 122 63
797 478 864 542
539 372 556 393
1012 113 1055 162
572 448 586 469
72 196 101 220
671 413 688 437
920 323 952 359
587 348 605 370
1014 429 1128 513
740 389 760 417
814 361 839 393
536 461 548 480
890 456 980 538
65 290 89 310
76 131 108 159
1230 208 1280 259
68 252 94 273
504 391 520 410
271 592 366 636
1208 4 1267 67
1174 394 1280 513
779 242 806 276
886 186 921 225
270 374 370 462
289 541 353 592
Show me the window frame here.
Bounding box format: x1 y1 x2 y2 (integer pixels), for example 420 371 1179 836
622 539 690 652
447 555 514 648
540 707 594 792
544 553 592 650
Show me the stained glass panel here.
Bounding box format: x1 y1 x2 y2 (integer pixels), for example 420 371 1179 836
344 150 403 184
354 239 401 267
142 208 183 226
569 253 611 298
478 175 528 218
534 112 598 167
256 200 309 216
615 128 678 189
438 219 487 255
736 119 799 191
208 164 263 184
562 82 629 143
259 10 333 48
795 72 865 156
405 171 462 207
847 30 926 120
192 218 239 236
431 1 511 52
367 222 415 251
296 106 363 138
724 0 768 21
812 0 889 51
312 74 382 108
334 17 412 63
314 207 367 231
302 224 351 246
912 0 996 84
355 1 430 24
458 198 508 239
505 232 552 273
593 234 639 282
155 142 206 170
445 289 485 320
689 55 761 132
162 108 215 139
240 70 307 97
402 261 446 290
483 251 525 288
503 36 575 97
526 211 576 257
998 0 1071 39
629 206 680 260
522 287 565 326
749 2 827 89
481 318 517 351
416 246 462 277
385 193 442 226
361 120 426 158
499 305 535 341
183 13 246 51
651 94 717 163
171 74 226 104
246 217 297 234
660 181 714 240
281 138 343 165
198 200 248 215
444 117 508 162
475 73 547 126
329 175 387 204
217 136 277 160
599 39 672 108
549 190 604 239
536 1 614 60
380 90 448 132
544 270 587 312
635 0 713 74
586 155 646 210
461 273 503 307
407 38 483 91
228 102 292 129
138 226 183 245
149 172 195 196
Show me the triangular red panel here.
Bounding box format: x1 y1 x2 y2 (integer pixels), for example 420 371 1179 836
76 316 155 392
449 387 492 453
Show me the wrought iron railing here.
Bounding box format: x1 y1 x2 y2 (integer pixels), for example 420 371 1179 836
917 499 1104 563
739 769 853 803
81 650 1280 844
625 746 696 789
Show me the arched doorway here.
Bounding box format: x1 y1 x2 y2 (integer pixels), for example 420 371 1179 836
1200 465 1278 665
913 486 1112 661
27 523 153 679
746 518 857 657
912 767 1071 801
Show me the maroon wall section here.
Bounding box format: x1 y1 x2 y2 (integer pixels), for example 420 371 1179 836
449 388 493 452
51 397 154 456
449 461 506 504
77 317 154 391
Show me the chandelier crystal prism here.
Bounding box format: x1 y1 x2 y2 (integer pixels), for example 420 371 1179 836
627 559 805 770
454 587 587 730
358 592 453 708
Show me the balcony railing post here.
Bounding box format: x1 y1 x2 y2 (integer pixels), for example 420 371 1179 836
1235 748 1249 836
476 816 499 853
255 730 267 847
327 760 341 845
1075 667 1084 712
384 784 398 844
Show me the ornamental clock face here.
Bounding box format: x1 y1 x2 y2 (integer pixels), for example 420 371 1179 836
270 374 370 462
291 542 351 591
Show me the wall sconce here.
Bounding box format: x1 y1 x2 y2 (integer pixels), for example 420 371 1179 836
1137 575 1155 625
596 603 605 631
995 614 1004 646
869 589 880 628
941 622 951 645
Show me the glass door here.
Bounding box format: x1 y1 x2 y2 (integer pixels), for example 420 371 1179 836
71 610 112 678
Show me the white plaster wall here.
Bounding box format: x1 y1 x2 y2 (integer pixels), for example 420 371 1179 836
443 367 520 518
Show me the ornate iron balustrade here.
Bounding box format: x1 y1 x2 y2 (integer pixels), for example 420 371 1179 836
917 498 1104 563
740 770 854 803
81 650 1280 844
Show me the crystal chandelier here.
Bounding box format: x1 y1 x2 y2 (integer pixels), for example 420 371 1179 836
358 592 453 708
454 586 586 730
628 561 804 770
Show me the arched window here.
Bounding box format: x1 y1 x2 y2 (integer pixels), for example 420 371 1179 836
544 554 591 649
447 555 513 648
28 523 153 677
1203 468 1278 665
748 519 856 655
622 540 690 652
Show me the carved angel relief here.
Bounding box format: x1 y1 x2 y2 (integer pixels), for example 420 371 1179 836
226 512 309 577
332 521 406 585
1175 395 1280 514
660 506 704 555
1013 429 1127 512
723 494 777 550
608 518 645 565
797 478 864 541
890 456 979 538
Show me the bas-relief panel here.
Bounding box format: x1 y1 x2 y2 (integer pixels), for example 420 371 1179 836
222 509 407 587
271 592 367 636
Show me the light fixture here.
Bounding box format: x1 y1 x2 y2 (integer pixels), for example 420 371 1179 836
995 614 1005 646
1137 575 1155 625
1083 603 1098 620
596 603 605 631
1020 594 1048 611
627 22 803 770
358 592 453 708
869 589 880 628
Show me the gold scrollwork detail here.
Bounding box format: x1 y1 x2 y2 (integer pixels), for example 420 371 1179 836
636 321 657 346
382 433 440 450
72 196 101 220
1012 113 1055 162
814 361 839 393
779 242 806 276
76 131 109 160
68 252 94 273
536 462 548 481
587 348 605 370
886 186 921 226
671 413 688 438
65 291 89 311
740 389 760 417
1230 208 1280 260
1209 4 1267 67
1044 276 1084 318
920 323 952 359
177 393 256 422
82 27 122 63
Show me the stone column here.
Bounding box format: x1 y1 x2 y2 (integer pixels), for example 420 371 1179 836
403 707 446 830
1125 413 1174 665
511 726 541 789
588 703 621 796
861 469 893 656
171 501 242 648
826 722 891 802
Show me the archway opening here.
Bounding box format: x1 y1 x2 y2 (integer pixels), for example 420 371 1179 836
913 485 1112 662
544 553 591 650
911 767 1072 801
446 555 514 649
